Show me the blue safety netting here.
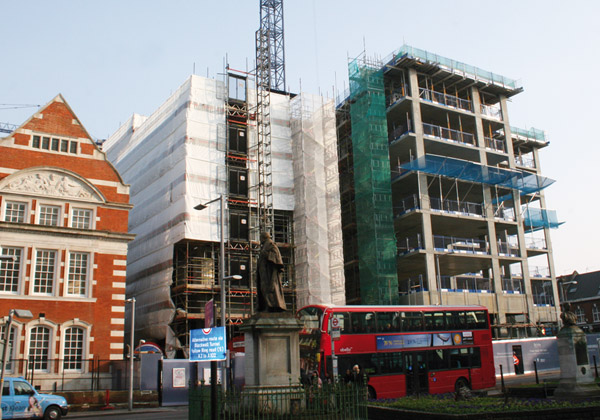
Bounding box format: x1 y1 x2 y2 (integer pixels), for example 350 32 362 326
523 208 563 230
399 155 555 195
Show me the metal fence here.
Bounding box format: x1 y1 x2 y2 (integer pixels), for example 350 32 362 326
189 382 368 420
422 122 475 146
5 358 133 391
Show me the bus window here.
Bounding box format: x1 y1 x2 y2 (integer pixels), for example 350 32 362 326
376 352 403 374
465 311 488 329
297 306 323 330
376 312 400 333
428 349 447 371
465 312 476 330
351 312 376 333
449 348 471 369
403 311 424 331
454 311 467 330
332 312 351 334
339 353 377 377
473 311 488 329
445 312 456 330
424 312 445 331
471 347 481 368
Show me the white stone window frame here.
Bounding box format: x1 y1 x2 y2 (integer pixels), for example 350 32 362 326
24 320 58 374
64 250 93 298
0 245 24 295
593 305 600 324
2 200 28 223
69 206 94 230
30 248 59 297
37 202 62 227
576 306 586 324
59 320 91 373
31 133 78 155
0 320 25 374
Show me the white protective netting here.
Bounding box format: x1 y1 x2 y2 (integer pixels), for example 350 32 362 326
104 75 345 341
105 75 228 339
291 93 346 307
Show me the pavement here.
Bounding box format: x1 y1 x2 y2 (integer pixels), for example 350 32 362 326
489 368 560 395
68 406 186 418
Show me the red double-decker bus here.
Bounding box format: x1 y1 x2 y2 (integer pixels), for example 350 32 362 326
297 304 495 399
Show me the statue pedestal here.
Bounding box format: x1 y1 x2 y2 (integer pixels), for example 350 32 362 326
240 312 303 386
554 325 600 399
238 312 304 416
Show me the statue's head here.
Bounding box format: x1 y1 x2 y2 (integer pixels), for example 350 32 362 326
260 231 271 243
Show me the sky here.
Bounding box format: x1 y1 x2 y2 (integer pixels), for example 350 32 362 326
1 1 599 276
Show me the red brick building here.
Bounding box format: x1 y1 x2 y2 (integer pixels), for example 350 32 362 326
0 95 133 389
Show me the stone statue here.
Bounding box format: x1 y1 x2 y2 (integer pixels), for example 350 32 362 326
561 303 577 327
257 231 287 312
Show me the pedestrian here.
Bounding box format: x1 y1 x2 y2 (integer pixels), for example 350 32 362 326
311 371 322 388
300 368 311 388
351 364 367 385
343 368 353 384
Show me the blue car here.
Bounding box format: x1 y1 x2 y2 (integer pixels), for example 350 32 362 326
1 377 68 419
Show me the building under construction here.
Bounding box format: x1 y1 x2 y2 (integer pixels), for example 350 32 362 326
103 73 345 353
336 45 561 338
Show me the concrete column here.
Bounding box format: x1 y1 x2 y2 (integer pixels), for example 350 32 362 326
498 94 533 321
531 148 560 322
499 96 516 167
408 68 438 302
408 68 425 151
471 87 487 150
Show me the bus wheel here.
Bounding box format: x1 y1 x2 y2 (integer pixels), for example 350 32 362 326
455 378 470 393
367 386 376 400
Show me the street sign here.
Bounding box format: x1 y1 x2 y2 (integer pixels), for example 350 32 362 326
331 329 340 340
331 316 340 329
189 327 226 361
205 299 214 328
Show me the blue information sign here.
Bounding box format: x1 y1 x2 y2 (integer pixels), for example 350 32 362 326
190 327 227 361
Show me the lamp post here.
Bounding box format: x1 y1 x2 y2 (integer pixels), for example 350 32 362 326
194 196 241 391
125 297 136 411
559 280 577 309
0 309 33 420
221 274 241 390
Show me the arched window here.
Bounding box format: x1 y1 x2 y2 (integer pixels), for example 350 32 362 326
0 324 17 372
29 326 51 371
63 327 84 371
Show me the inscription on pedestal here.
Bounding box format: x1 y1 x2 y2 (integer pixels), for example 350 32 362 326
266 337 291 376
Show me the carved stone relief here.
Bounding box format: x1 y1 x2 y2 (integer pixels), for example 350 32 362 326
0 170 102 202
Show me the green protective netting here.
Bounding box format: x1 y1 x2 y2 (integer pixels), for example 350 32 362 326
388 45 520 91
348 57 399 305
510 126 547 142
399 154 555 195
523 207 563 230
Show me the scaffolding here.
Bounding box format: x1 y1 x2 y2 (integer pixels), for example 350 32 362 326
255 28 275 236
290 94 346 308
348 54 398 305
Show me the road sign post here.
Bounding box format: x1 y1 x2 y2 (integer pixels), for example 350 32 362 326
190 327 225 420
330 316 340 382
